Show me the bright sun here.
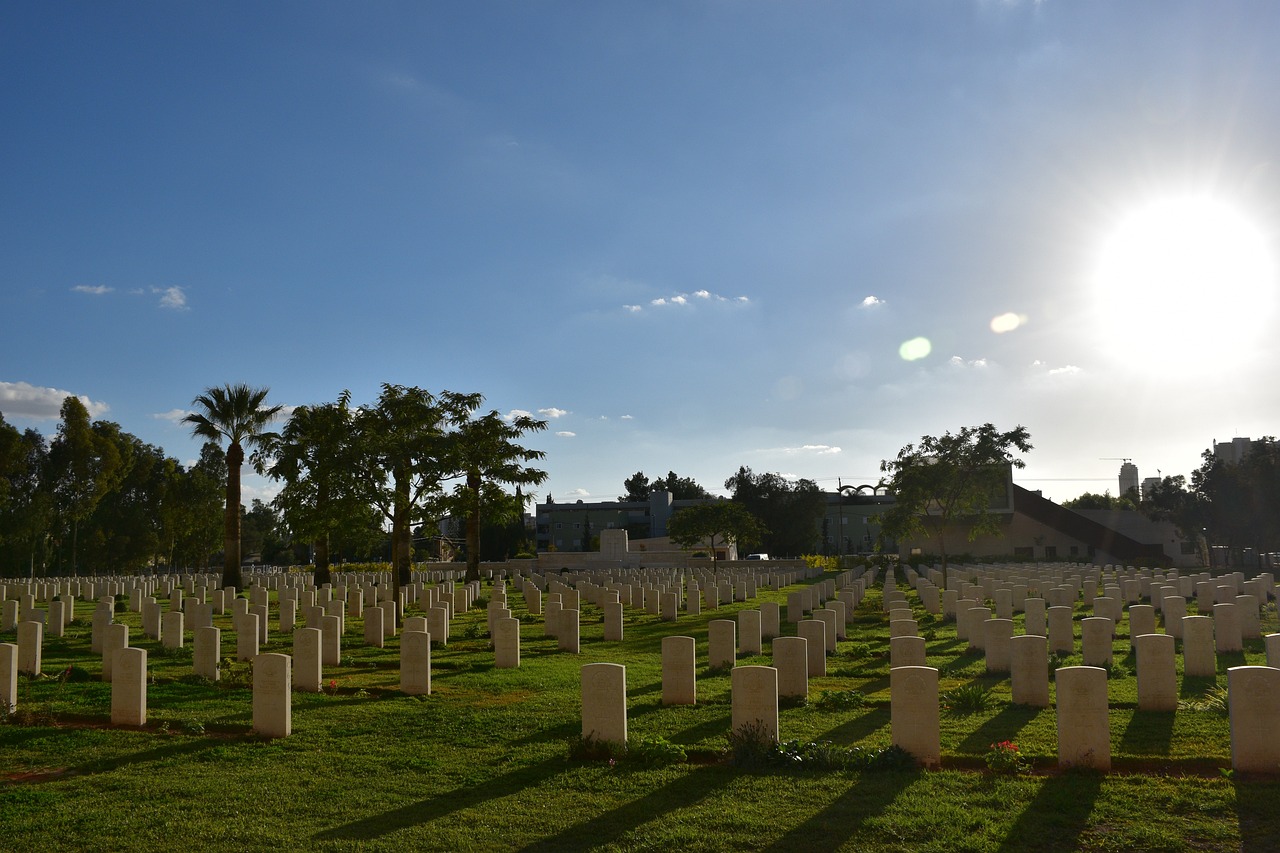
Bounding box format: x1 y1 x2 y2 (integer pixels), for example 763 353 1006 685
1092 194 1275 368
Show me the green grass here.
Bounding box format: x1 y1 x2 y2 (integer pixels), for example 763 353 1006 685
2 572 1280 851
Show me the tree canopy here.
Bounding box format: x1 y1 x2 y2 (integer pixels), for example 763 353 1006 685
666 500 765 564
724 466 825 558
878 423 1032 569
619 470 710 502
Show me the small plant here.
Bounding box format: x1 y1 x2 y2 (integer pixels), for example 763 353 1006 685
844 643 873 660
473 595 489 609
942 684 991 714
815 689 867 710
984 740 1031 775
1180 686 1230 716
181 718 206 735
568 734 625 763
727 721 779 769
628 735 687 767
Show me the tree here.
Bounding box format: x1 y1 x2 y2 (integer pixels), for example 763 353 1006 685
724 466 825 557
442 409 547 583
159 444 223 571
183 383 282 590
1192 440 1280 557
265 396 362 586
46 396 128 574
1062 490 1138 511
619 470 709 502
878 423 1032 570
352 385 480 592
0 418 52 577
667 501 766 564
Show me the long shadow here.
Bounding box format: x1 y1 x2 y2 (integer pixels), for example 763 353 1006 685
315 756 568 842
1117 710 1176 755
996 770 1104 852
509 720 579 746
813 705 890 745
520 765 729 851
74 737 225 776
670 713 733 746
1235 777 1280 852
1180 675 1219 698
759 769 917 853
956 703 1043 753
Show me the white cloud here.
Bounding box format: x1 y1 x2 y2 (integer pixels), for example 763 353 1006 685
72 285 112 295
630 290 752 313
620 414 634 420
538 407 569 418
154 286 188 310
1048 365 1082 376
556 431 576 438
503 409 534 422
949 356 989 368
861 295 884 308
0 381 109 419
152 408 191 424
755 444 843 456
565 488 590 497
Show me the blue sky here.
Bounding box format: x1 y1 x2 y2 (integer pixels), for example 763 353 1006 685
4 1 1279 507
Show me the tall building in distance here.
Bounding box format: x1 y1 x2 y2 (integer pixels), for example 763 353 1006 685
1118 461 1139 499
1213 437 1265 465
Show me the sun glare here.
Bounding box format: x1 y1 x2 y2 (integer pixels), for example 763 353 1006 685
1092 194 1275 368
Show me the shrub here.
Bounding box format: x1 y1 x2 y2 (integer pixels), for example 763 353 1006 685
984 740 1031 775
568 734 625 763
727 721 778 769
628 735 687 767
942 684 991 714
815 689 867 710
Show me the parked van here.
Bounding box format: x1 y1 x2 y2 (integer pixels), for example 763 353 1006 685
745 553 770 561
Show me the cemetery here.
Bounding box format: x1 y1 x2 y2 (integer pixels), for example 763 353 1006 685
3 560 1280 851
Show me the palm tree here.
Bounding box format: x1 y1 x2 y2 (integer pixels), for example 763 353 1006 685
183 384 282 590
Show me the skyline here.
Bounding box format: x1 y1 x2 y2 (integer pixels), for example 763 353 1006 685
4 1 1279 508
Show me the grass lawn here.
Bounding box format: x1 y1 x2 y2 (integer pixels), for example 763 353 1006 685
3 568 1280 852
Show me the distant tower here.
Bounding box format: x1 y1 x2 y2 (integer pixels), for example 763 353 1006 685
1119 462 1139 500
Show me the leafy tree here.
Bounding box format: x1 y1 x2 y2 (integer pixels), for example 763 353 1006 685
619 471 651 502
667 501 766 564
442 409 547 582
352 385 480 592
1192 440 1280 556
620 470 710 502
1061 490 1138 511
265 396 362 585
0 418 52 576
183 383 282 590
878 423 1032 570
159 444 223 571
724 466 825 557
81 429 167 574
46 396 129 574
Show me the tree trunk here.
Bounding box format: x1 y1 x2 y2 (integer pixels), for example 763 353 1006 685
391 462 411 594
465 472 481 583
314 532 331 587
224 442 244 591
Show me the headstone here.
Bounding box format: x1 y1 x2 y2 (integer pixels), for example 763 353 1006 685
708 619 736 670
428 606 449 647
1055 666 1110 770
102 623 129 682
797 620 826 677
890 665 940 767
760 601 781 640
730 666 779 743
581 663 627 746
294 628 322 692
1127 605 1156 647
558 609 580 653
1010 634 1049 707
1182 615 1217 678
1135 633 1177 712
494 617 520 669
890 635 927 669
603 600 623 642
16 621 41 675
162 611 184 650
772 636 808 699
1081 617 1114 668
738 610 762 656
1213 603 1243 653
236 613 259 661
111 647 147 726
321 615 342 666
252 653 292 738
1023 598 1046 637
194 626 220 681
401 630 431 695
364 606 385 648
662 635 697 705
1229 665 1280 773
0 643 16 714
1266 633 1280 668
984 618 1014 673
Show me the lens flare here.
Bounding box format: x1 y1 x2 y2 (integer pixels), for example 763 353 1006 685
990 312 1027 334
898 337 932 361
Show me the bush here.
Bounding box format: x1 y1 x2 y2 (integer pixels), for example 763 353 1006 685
942 684 991 714
628 735 687 767
815 689 867 710
984 740 1030 775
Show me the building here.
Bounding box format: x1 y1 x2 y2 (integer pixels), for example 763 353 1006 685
1118 461 1139 499
1214 437 1266 465
535 491 713 552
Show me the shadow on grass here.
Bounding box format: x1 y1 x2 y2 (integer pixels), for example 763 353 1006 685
314 756 569 842
1117 710 1175 755
74 737 226 775
1181 675 1219 698
813 705 890 745
996 770 1103 852
956 703 1044 753
520 765 731 851
759 769 917 853
1235 777 1280 852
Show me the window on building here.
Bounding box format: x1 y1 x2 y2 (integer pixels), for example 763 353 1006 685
555 523 562 530
574 523 580 529
1069 545 1079 556
1044 546 1058 558
1013 546 1034 558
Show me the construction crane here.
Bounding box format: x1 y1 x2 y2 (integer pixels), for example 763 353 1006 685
1099 457 1132 463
